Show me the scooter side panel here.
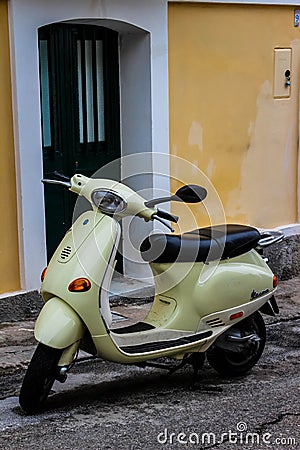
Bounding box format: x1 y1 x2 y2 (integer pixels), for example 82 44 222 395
35 297 85 349
193 251 275 318
145 250 275 332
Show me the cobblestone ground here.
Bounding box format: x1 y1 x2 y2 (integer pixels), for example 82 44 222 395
0 278 299 450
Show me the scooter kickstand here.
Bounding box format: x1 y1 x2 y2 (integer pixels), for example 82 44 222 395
188 353 205 389
163 353 205 386
164 357 190 379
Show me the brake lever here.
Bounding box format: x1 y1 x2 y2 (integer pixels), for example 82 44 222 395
54 171 71 182
152 215 175 232
157 209 179 223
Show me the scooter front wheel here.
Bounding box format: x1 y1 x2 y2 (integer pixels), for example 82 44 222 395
207 311 266 377
19 343 63 414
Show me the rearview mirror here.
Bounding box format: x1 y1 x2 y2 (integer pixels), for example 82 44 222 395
145 184 207 208
175 185 207 203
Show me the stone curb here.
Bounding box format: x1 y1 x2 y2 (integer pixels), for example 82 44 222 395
264 234 300 280
1 233 300 323
0 291 43 323
0 287 155 323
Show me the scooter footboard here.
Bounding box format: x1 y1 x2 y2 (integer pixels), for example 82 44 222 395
35 297 85 349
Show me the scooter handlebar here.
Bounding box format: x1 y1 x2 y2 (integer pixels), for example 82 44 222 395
42 179 71 188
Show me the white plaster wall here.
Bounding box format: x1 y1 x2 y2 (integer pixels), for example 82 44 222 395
8 0 169 291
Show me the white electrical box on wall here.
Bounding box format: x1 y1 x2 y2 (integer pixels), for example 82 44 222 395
274 48 291 99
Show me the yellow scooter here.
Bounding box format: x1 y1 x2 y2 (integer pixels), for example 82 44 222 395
19 173 283 413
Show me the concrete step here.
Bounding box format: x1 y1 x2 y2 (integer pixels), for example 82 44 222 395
0 275 155 322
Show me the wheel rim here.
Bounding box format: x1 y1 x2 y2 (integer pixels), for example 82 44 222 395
39 373 56 403
207 312 266 376
222 317 265 367
223 338 261 366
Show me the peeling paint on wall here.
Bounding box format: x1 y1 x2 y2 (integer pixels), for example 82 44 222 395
227 75 297 227
188 121 203 153
206 158 215 179
169 3 300 228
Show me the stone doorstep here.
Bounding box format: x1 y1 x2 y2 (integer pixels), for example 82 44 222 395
0 276 155 323
0 304 152 373
1 230 300 322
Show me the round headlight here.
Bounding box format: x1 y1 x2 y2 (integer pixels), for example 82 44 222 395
91 190 127 214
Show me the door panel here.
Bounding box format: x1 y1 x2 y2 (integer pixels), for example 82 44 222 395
39 24 120 259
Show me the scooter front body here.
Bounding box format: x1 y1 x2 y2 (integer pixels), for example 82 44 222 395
38 210 119 352
38 209 187 365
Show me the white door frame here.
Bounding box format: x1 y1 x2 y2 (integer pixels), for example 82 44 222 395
8 0 170 291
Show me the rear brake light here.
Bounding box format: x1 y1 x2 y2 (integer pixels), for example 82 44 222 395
273 275 278 288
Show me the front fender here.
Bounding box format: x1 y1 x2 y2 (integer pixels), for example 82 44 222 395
35 297 85 349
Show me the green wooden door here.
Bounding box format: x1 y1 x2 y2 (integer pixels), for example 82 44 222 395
39 24 120 259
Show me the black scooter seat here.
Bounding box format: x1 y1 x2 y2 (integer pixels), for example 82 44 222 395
140 224 261 264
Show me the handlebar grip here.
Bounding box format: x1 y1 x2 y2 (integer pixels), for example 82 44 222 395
156 209 179 223
42 179 71 188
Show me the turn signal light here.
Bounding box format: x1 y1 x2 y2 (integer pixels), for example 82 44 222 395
230 311 244 321
68 278 91 292
273 275 278 288
41 267 47 282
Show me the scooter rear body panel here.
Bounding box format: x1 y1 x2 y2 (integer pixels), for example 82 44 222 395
145 249 275 332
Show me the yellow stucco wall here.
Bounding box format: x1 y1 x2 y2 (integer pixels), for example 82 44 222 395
0 0 20 293
169 3 300 229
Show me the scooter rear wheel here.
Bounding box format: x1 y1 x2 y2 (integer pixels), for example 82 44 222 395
19 343 62 414
207 311 266 376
